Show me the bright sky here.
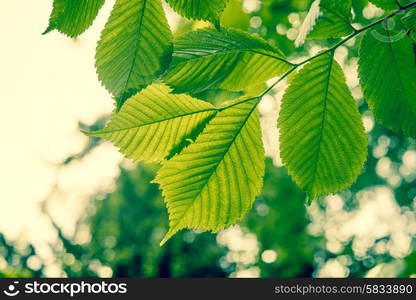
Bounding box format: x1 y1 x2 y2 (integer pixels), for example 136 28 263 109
0 1 121 252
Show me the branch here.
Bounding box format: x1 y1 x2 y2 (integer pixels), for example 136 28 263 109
223 1 416 110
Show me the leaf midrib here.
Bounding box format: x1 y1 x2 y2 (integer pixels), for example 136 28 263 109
169 100 259 232
121 0 148 97
172 48 291 67
321 3 353 31
384 27 412 106
308 52 335 195
95 107 218 134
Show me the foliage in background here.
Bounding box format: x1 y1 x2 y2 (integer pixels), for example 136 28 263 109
2 121 415 277
0 234 44 278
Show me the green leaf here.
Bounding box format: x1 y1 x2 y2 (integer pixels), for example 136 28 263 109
368 0 413 10
163 28 292 94
85 84 217 162
358 25 416 138
308 0 354 39
295 0 353 47
96 0 173 110
368 0 400 10
43 0 105 37
402 7 416 31
295 0 321 47
156 97 265 245
165 0 229 26
278 52 367 199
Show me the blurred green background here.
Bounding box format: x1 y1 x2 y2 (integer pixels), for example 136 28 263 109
1 0 415 278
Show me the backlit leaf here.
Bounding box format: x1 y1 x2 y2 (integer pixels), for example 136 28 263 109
308 0 354 40
296 0 354 47
96 0 173 110
402 7 416 31
85 84 217 162
163 28 292 94
359 25 416 138
367 0 408 10
44 0 105 37
278 52 368 199
156 97 265 245
165 0 229 26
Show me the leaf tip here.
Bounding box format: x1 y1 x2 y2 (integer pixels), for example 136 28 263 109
42 25 55 35
306 195 315 206
115 88 144 112
159 229 177 246
81 129 101 138
213 19 221 31
81 130 91 136
294 0 321 47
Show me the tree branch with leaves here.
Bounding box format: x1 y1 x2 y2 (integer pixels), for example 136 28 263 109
44 0 416 245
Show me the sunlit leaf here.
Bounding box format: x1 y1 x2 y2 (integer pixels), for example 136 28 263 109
85 85 217 162
402 7 416 31
296 0 353 47
359 25 416 138
163 28 292 94
368 0 402 10
278 52 367 199
295 0 321 47
43 0 105 37
165 0 229 27
156 97 265 245
96 0 173 110
308 0 354 40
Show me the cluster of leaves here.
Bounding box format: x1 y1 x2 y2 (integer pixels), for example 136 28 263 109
44 0 416 245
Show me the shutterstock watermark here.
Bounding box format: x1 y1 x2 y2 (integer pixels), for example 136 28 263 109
371 9 410 43
1 278 415 299
2 280 127 297
3 281 20 297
